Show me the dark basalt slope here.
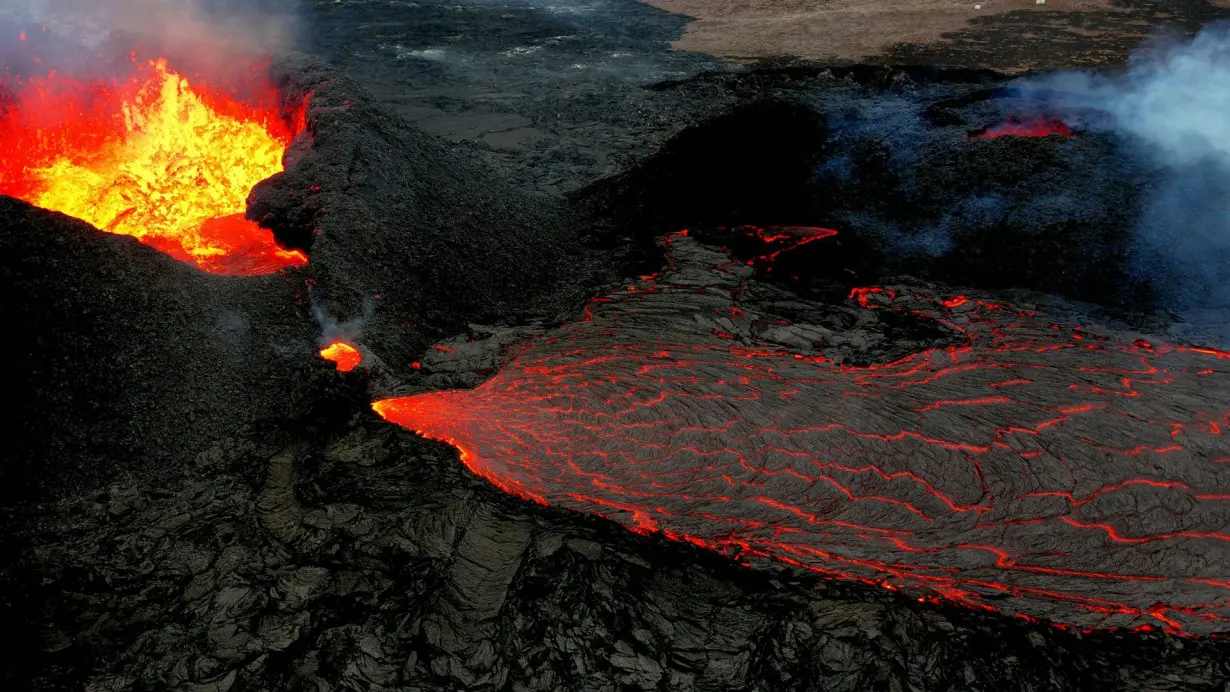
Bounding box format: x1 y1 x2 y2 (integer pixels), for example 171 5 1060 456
578 85 1151 311
582 98 828 231
0 199 318 505
248 53 611 375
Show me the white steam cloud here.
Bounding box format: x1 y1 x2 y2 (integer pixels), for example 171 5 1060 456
2 0 302 55
1014 24 1230 309
311 296 372 348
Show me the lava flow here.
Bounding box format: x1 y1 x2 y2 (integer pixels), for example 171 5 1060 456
320 341 362 372
374 228 1230 635
0 57 306 275
973 116 1071 139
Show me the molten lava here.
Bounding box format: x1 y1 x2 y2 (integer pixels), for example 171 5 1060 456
0 58 306 275
973 116 1071 140
320 341 362 372
374 230 1230 635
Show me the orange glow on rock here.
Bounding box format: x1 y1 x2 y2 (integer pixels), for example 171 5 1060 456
0 58 306 275
320 341 362 372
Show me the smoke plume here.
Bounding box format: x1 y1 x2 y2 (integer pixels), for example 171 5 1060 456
1 0 304 66
1013 24 1230 309
310 296 372 349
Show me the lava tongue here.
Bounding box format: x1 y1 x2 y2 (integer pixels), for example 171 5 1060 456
374 232 1230 635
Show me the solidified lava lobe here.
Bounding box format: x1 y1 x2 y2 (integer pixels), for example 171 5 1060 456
973 116 1071 139
374 230 1230 635
320 341 362 372
0 58 306 275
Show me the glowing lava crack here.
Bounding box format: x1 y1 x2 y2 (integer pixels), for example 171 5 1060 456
973 115 1071 139
0 58 305 275
374 232 1230 635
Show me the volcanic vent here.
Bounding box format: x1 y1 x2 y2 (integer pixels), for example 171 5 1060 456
0 53 305 275
375 228 1230 635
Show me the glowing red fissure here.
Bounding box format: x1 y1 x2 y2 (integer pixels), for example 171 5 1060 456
374 228 1230 635
973 116 1071 140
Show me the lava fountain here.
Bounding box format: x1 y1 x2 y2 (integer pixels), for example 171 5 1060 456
0 56 306 275
375 229 1230 635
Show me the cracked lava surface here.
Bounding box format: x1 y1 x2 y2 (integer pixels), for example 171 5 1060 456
374 230 1230 635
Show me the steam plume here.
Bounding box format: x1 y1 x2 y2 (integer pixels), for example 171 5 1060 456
2 0 303 58
1014 24 1230 309
311 296 372 348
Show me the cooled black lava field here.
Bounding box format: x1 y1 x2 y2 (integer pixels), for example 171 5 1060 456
3 1 1230 691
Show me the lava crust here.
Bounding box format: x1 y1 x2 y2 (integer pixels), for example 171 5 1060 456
377 230 1230 635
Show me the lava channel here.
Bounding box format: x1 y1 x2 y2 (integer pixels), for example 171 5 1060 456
320 341 362 372
374 231 1230 635
972 116 1071 139
0 57 306 275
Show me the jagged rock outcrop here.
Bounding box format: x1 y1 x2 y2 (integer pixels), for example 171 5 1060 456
6 406 1230 690
0 198 318 504
247 53 614 374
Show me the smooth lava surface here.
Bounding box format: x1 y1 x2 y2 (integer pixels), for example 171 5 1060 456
375 230 1230 635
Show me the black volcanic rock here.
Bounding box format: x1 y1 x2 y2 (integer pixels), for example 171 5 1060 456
577 98 828 234
248 53 609 375
0 198 318 504
6 398 1230 691
572 85 1151 310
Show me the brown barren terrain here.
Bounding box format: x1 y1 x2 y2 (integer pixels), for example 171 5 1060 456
639 0 1230 71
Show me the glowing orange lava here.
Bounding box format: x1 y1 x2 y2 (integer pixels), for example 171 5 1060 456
320 341 362 372
0 58 306 275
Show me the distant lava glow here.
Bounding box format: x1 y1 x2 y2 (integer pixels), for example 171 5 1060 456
973 116 1071 139
374 230 1230 635
0 57 306 275
320 341 362 372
